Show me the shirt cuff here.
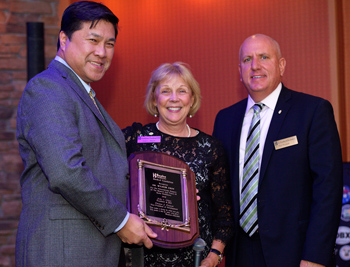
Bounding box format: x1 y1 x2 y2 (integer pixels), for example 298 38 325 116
115 212 130 233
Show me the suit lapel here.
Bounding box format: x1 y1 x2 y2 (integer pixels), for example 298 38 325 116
49 60 125 152
95 99 127 153
231 99 247 218
259 86 292 184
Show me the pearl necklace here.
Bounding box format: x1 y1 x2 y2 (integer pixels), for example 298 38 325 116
156 121 191 137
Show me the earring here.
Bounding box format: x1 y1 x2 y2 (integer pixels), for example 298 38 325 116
189 114 193 118
154 114 158 117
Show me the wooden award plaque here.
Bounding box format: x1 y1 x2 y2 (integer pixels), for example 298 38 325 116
128 151 199 248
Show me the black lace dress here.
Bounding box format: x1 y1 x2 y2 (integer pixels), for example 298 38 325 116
123 123 234 267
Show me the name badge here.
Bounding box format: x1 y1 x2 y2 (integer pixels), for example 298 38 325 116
137 136 161 143
274 136 298 150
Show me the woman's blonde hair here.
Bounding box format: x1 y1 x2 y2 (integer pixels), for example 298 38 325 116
144 62 201 117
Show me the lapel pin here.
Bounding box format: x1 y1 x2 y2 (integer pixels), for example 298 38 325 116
278 110 282 114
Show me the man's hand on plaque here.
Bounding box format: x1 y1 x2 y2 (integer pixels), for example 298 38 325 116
116 213 158 249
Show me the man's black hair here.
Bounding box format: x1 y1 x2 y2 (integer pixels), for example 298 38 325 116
57 1 119 51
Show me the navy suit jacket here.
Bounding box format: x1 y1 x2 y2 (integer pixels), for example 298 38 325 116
213 85 343 266
16 60 129 266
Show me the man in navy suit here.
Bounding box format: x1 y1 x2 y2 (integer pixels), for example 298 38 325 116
213 34 343 267
16 1 156 266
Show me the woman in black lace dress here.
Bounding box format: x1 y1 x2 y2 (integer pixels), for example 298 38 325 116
123 62 233 267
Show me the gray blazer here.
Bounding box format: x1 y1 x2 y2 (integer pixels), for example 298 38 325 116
15 60 129 267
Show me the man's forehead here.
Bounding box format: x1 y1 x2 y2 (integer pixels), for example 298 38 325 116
79 21 116 39
241 40 275 56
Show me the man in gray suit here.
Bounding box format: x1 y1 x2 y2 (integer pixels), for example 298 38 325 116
15 1 156 266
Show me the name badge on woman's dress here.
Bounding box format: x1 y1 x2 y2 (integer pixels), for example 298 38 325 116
137 136 161 143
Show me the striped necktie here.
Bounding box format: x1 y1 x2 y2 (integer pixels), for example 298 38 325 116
89 89 102 115
240 103 264 236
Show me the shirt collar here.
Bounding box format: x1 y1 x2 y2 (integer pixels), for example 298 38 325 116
55 56 92 95
245 83 282 113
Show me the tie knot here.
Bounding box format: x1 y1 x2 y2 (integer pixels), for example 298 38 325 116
253 103 264 113
89 90 94 98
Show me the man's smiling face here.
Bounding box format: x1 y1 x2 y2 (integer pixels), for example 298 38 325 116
238 35 286 102
58 20 116 84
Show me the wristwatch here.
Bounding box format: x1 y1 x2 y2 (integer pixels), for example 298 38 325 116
210 248 223 264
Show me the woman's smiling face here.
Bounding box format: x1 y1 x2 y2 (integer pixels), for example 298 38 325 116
154 74 194 127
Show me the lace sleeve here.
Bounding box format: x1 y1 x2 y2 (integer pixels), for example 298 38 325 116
122 122 143 157
210 139 234 244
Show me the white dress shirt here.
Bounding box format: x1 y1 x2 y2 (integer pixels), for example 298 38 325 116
239 83 282 195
